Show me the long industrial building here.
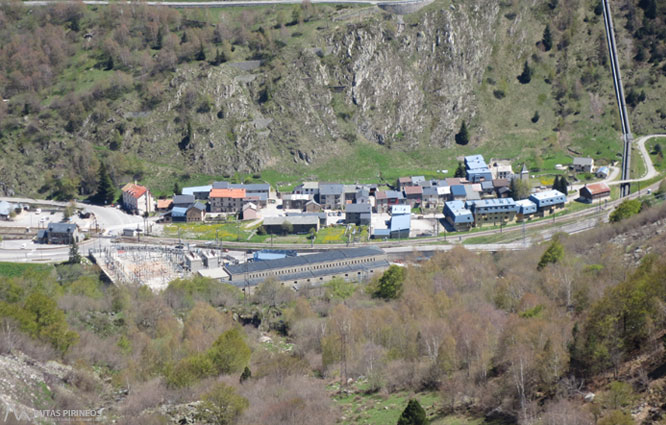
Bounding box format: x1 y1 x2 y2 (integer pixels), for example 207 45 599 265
224 247 389 288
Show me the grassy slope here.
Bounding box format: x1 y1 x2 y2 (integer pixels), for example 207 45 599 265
3 0 665 197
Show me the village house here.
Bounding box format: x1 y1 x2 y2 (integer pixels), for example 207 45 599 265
345 203 372 226
209 188 245 213
318 184 345 209
515 199 538 222
572 157 595 173
397 177 412 190
242 203 259 220
172 194 195 208
450 185 467 201
490 161 514 180
595 166 610 179
44 223 80 245
374 190 405 213
444 200 474 231
529 190 567 215
422 187 440 208
285 212 327 227
466 198 517 226
465 155 493 182
355 188 371 204
156 199 173 212
282 194 312 210
0 200 17 220
304 200 322 213
121 183 154 215
262 216 320 235
182 185 212 200
580 182 611 203
186 202 206 222
171 207 188 222
293 182 319 196
403 185 423 207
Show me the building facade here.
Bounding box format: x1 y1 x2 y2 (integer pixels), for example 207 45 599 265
209 188 246 213
224 247 389 288
122 183 154 215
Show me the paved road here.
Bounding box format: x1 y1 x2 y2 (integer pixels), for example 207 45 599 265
607 134 664 184
0 197 145 235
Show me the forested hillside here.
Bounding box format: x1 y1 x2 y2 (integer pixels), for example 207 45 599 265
0 0 665 198
1 197 665 424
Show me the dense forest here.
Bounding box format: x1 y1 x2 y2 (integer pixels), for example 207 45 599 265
1 199 665 424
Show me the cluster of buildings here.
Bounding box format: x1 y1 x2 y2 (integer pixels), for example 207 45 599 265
443 189 568 231
115 152 614 237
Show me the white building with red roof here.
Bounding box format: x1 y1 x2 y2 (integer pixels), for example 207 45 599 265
122 183 154 215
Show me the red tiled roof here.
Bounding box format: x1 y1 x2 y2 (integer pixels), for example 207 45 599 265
404 186 423 195
122 183 148 199
398 177 411 183
157 199 173 209
583 182 610 195
210 188 245 198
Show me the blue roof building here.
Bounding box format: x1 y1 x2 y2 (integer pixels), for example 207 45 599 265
172 206 188 221
444 200 474 230
0 200 16 218
389 213 411 238
182 185 213 199
371 228 391 239
515 199 537 217
464 155 487 169
529 190 567 210
466 198 517 225
450 185 467 199
467 198 517 214
466 167 493 182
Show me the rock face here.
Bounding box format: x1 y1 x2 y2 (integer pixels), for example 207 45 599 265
0 0 501 195
86 0 499 177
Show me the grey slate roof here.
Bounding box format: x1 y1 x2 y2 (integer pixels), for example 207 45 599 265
236 260 391 287
345 203 372 213
573 157 594 166
319 184 344 196
47 223 78 233
225 247 385 275
263 216 319 226
173 194 195 205
212 181 231 189
190 202 206 211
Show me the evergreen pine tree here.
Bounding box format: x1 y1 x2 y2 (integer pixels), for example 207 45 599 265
531 111 540 123
397 399 428 425
68 238 82 264
454 161 466 178
155 27 163 50
542 24 553 51
559 176 569 194
96 162 115 205
553 175 560 190
240 366 252 383
454 121 469 145
173 182 182 196
518 60 532 84
195 43 206 61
